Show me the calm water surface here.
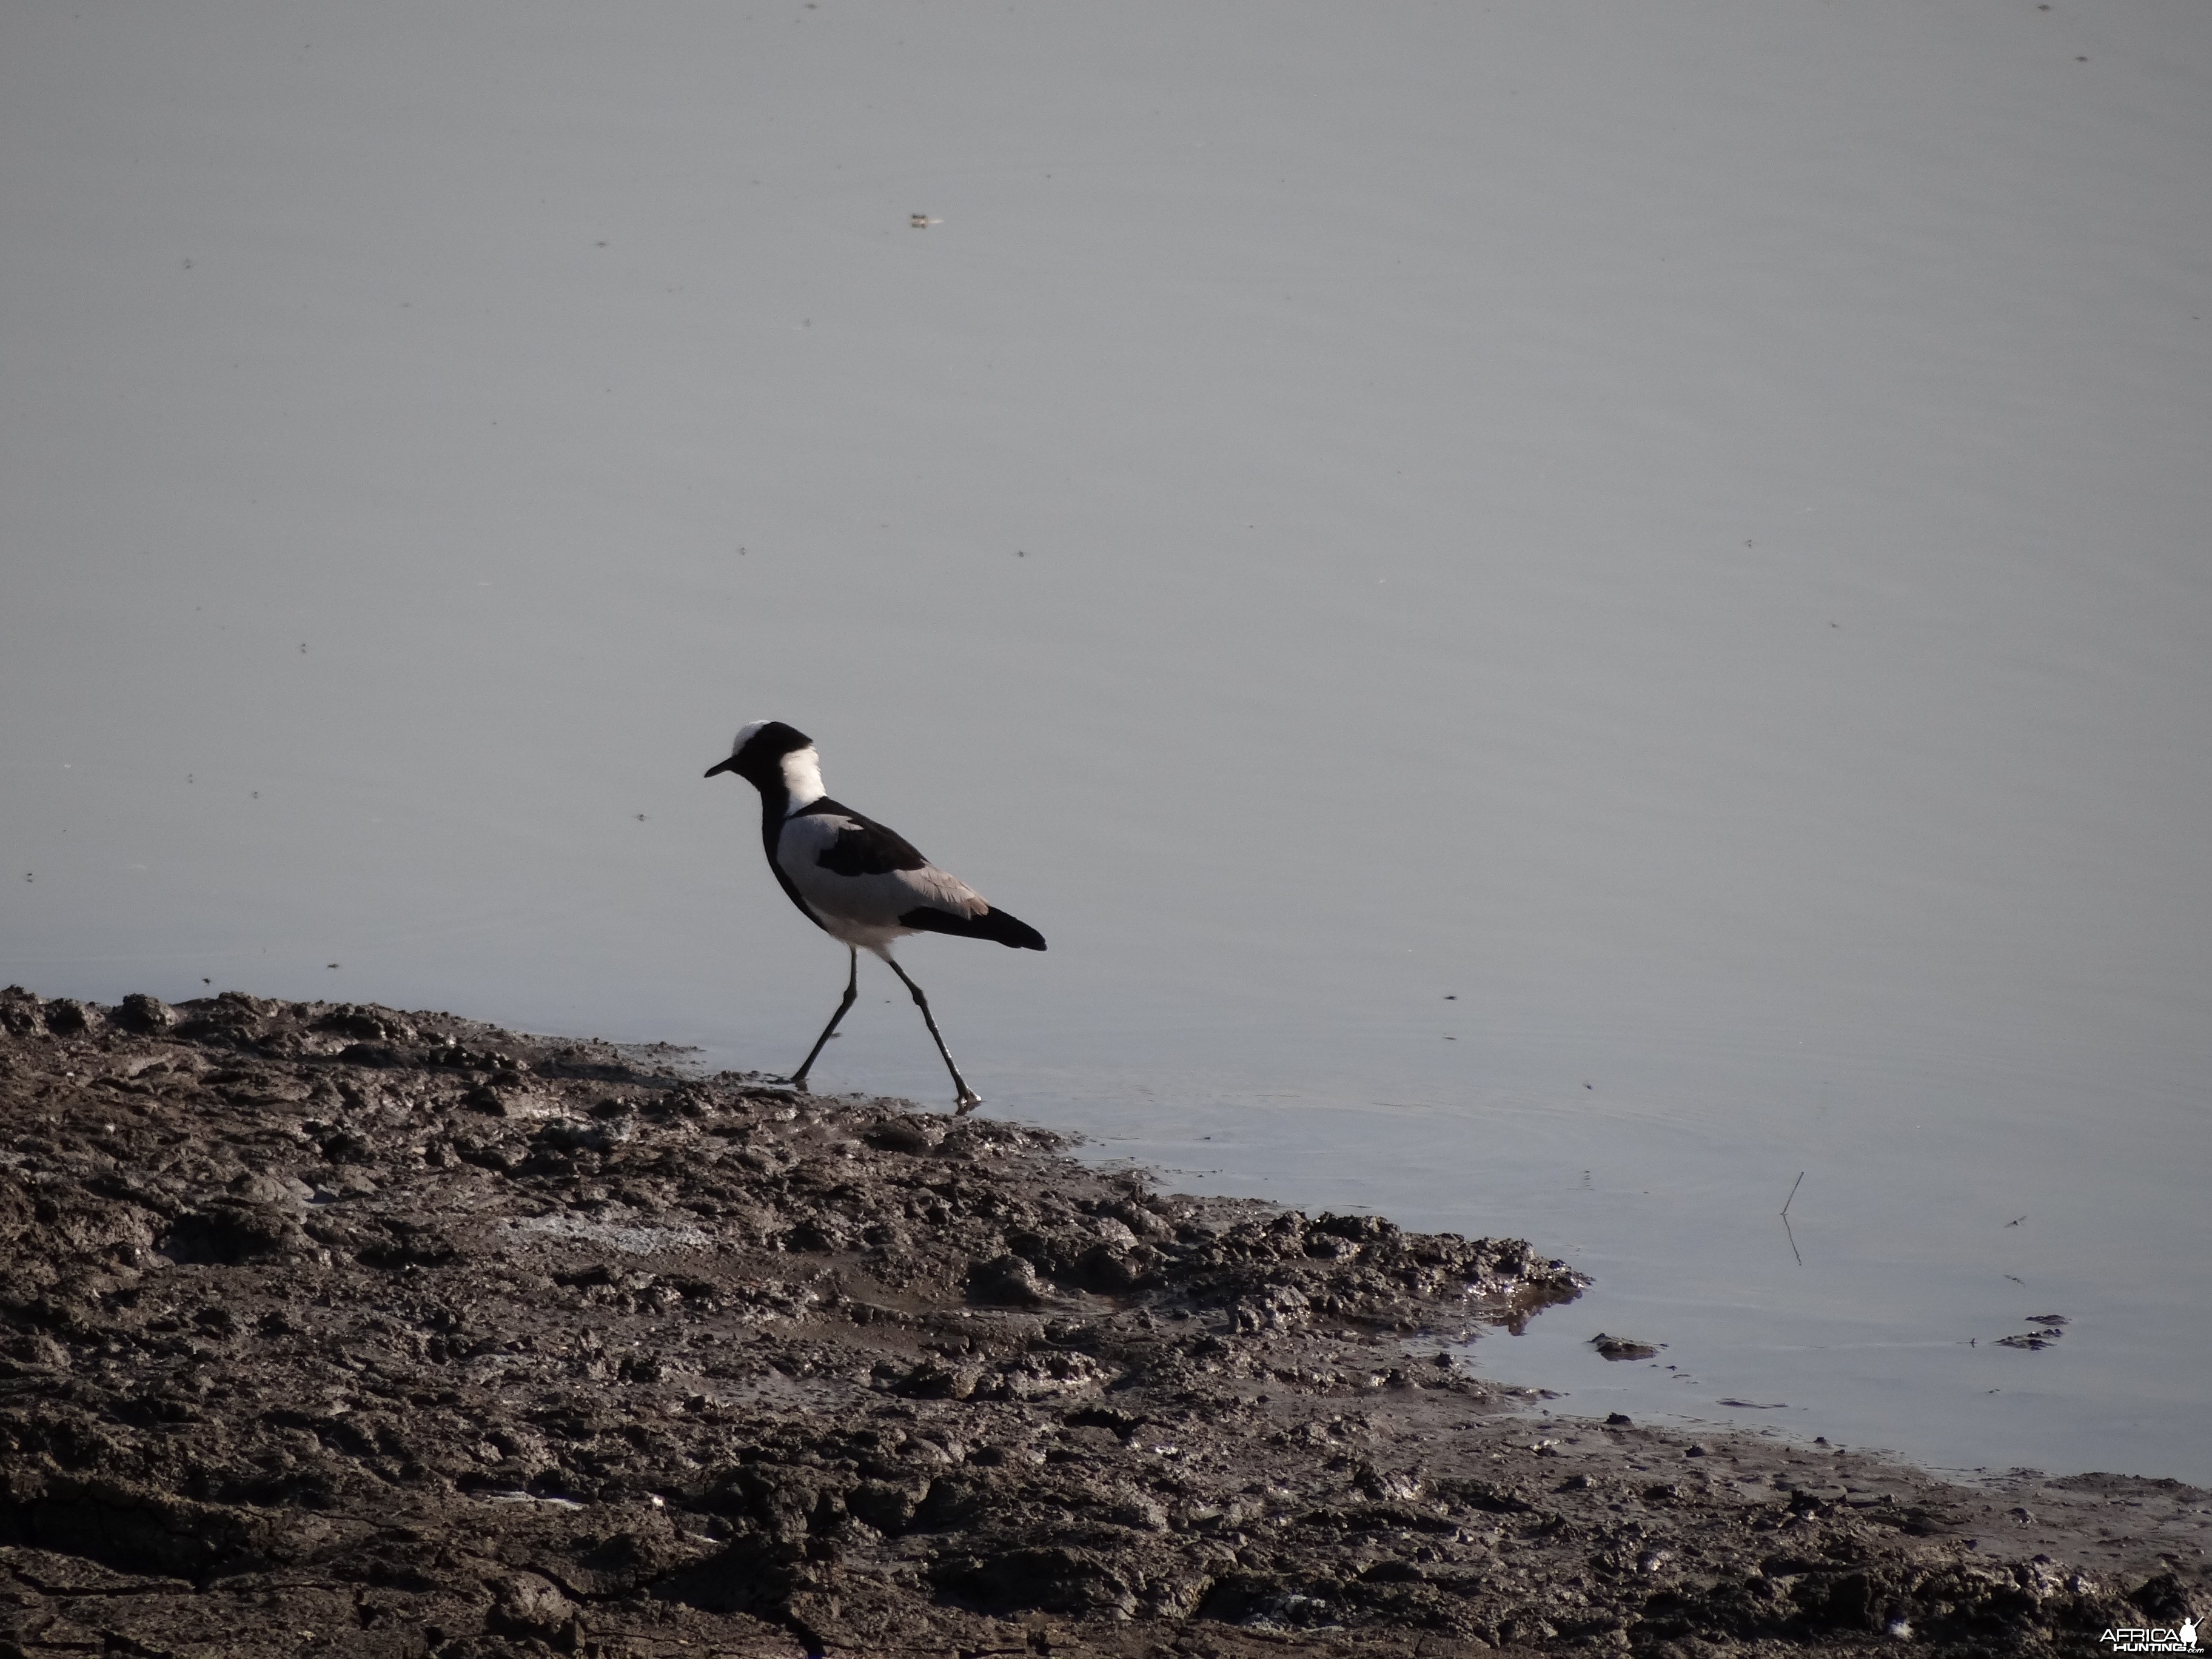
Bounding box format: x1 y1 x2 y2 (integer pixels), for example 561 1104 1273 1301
4 3 2208 1480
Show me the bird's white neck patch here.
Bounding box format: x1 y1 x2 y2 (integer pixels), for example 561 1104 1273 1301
779 746 825 808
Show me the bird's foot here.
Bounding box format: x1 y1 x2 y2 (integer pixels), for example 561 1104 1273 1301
954 1090 982 1114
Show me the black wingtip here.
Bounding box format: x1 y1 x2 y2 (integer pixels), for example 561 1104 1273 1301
897 905 1046 950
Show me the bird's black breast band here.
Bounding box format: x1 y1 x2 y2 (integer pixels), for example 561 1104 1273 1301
759 796 821 930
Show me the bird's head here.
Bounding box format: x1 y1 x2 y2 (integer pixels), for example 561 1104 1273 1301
705 720 823 802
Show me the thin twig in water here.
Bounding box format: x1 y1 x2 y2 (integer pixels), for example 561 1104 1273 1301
1780 1171 1805 1266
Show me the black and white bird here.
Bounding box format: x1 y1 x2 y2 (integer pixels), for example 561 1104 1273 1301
705 720 1044 1111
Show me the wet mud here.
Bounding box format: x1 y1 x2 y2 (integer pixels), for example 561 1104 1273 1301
1 987 2205 1657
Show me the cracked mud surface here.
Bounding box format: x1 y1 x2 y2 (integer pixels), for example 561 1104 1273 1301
2 987 2206 1657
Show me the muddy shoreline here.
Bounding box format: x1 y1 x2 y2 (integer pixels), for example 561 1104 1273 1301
1 987 2204 1657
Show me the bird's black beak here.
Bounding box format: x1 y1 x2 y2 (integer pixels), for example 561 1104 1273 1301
703 757 739 779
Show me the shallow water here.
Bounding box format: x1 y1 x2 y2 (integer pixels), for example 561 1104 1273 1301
4 3 2208 1481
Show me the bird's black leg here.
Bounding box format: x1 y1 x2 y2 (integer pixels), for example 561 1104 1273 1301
883 955 981 1112
789 946 858 1092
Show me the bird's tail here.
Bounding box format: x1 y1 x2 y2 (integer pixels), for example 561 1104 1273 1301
897 904 1047 950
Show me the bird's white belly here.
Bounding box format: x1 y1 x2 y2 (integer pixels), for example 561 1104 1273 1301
803 907 914 952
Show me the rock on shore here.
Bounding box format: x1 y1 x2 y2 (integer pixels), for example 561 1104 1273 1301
1 987 2205 1657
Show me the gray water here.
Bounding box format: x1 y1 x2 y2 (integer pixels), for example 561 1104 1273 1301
4 2 2208 1483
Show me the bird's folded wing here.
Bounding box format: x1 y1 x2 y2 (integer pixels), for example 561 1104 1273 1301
791 800 928 875
778 811 989 928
